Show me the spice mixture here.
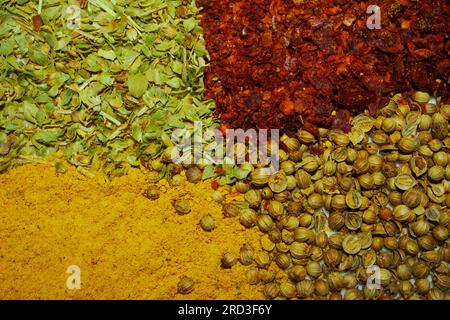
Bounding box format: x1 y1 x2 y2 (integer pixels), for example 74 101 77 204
1 0 450 301
0 159 263 299
199 0 450 132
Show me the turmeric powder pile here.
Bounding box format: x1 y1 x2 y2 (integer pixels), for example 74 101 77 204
0 160 264 300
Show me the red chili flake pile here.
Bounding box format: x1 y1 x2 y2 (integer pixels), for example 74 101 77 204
198 0 450 133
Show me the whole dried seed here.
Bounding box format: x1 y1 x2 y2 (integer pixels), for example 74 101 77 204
216 93 450 300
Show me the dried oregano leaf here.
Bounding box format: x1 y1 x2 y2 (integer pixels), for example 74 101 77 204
127 73 148 98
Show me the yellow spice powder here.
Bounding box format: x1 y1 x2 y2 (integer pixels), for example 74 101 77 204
0 162 264 299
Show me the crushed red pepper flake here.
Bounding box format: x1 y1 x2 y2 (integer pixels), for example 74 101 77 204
32 15 43 31
309 146 324 156
211 180 220 190
215 167 225 175
198 0 450 133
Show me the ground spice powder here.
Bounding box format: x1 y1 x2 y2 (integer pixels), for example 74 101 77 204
0 161 263 299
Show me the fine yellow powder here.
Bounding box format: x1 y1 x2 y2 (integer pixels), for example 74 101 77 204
0 162 264 299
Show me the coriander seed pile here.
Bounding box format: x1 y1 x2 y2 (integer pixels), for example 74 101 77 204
206 93 449 300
